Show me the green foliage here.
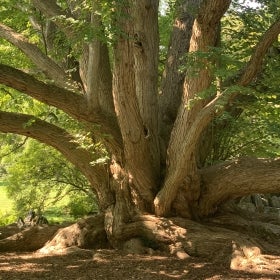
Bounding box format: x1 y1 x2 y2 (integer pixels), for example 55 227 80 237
202 0 280 164
0 0 105 220
0 0 30 31
1 138 97 218
208 91 280 164
67 193 98 218
0 0 41 70
0 211 17 226
0 184 17 225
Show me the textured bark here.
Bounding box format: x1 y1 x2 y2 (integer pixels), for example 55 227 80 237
132 0 161 176
0 65 87 119
199 157 280 216
3 212 280 271
154 2 280 217
112 1 159 209
32 0 115 116
0 64 122 152
0 225 61 252
84 14 115 116
154 0 231 217
159 0 202 161
38 215 108 253
1 0 280 254
0 23 73 89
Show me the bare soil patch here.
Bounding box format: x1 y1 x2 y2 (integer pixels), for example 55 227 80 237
0 249 279 280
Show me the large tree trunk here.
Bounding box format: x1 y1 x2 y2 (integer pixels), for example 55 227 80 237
112 0 161 212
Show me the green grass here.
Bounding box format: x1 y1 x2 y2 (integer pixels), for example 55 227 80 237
0 185 14 213
44 206 75 224
0 183 91 225
0 185 16 225
0 188 73 225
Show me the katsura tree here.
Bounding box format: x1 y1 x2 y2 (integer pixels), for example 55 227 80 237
0 0 280 259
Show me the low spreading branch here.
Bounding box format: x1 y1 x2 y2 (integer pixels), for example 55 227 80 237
0 111 114 209
0 64 122 152
199 157 280 216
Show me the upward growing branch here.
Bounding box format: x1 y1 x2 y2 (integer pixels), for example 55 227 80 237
112 1 160 208
159 0 202 153
155 12 280 217
0 23 74 90
155 0 231 217
32 0 115 117
132 0 161 178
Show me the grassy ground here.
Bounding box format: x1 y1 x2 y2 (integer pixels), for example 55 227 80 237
0 183 75 225
0 184 16 225
0 180 94 225
0 185 13 213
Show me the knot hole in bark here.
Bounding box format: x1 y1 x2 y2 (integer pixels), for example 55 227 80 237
143 125 150 139
133 33 144 51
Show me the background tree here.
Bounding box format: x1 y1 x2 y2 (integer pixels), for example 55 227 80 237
1 137 97 218
0 0 280 258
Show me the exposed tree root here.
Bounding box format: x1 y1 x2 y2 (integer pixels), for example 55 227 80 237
1 212 280 273
0 224 61 252
37 215 109 254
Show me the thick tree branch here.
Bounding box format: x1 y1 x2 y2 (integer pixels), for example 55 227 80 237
0 23 74 90
0 64 122 151
156 3 280 217
199 157 280 216
0 64 87 120
198 18 280 165
132 0 161 180
112 1 160 207
83 5 115 117
0 111 97 177
155 0 231 216
0 111 114 210
159 0 202 152
32 0 115 118
30 0 85 88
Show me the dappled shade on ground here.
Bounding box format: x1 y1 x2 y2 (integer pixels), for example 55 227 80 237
1 210 280 279
0 249 279 280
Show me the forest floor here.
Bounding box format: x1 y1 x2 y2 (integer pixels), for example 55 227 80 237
1 216 280 280
1 248 280 280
